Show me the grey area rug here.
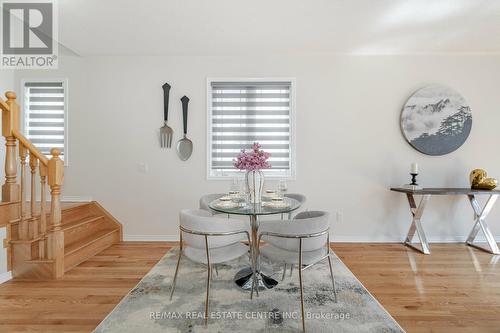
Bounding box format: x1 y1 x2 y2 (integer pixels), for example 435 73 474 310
94 248 404 333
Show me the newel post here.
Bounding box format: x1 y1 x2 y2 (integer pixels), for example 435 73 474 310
47 148 64 278
1 91 20 202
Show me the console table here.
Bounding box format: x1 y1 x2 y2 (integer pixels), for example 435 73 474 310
391 187 500 255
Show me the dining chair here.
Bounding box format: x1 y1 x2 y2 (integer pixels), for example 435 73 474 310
257 211 336 332
283 193 307 219
170 209 255 325
199 193 226 214
280 193 307 276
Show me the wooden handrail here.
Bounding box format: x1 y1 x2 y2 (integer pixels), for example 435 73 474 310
2 90 65 277
12 129 49 166
0 99 9 112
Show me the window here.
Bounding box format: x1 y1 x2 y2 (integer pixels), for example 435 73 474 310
208 79 295 179
22 80 68 164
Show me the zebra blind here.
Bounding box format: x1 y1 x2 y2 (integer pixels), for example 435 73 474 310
24 81 66 161
209 80 293 178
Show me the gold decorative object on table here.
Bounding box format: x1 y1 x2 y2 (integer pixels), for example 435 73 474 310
470 169 498 190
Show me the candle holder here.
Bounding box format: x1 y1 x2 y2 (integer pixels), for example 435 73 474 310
404 173 422 190
410 173 418 186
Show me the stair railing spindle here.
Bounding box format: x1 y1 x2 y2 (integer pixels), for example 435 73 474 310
29 154 39 238
39 164 47 258
18 144 28 240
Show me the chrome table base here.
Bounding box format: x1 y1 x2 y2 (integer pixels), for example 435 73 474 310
233 214 280 291
403 192 500 255
208 198 302 292
466 194 500 255
404 193 431 254
234 267 278 290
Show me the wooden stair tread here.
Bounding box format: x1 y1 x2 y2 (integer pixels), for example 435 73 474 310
0 201 20 228
22 201 89 214
65 228 119 256
61 202 91 212
15 202 91 224
0 200 20 206
61 215 104 230
59 202 95 225
10 200 122 279
10 235 44 244
62 202 91 210
26 259 55 264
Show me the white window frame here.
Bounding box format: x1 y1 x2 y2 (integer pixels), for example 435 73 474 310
20 78 69 166
206 77 296 180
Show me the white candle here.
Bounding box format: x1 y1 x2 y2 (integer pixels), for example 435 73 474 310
411 163 418 174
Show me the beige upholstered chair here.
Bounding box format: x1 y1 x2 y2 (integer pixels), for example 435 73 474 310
170 209 255 325
257 211 337 332
199 193 226 214
283 193 307 219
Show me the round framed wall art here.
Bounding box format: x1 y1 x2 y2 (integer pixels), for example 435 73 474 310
400 85 472 156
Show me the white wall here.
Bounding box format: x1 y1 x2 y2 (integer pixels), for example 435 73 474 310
13 54 500 242
0 69 16 279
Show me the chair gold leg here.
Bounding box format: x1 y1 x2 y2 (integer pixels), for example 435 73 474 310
326 233 338 303
327 255 338 303
250 250 255 299
205 235 211 326
169 250 182 300
205 265 211 325
170 232 183 300
298 239 306 332
250 215 259 299
250 241 258 299
282 263 287 281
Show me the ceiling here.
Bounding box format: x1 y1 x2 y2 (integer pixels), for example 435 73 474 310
59 0 500 56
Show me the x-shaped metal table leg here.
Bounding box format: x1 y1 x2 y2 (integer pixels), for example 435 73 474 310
466 194 500 255
404 193 431 255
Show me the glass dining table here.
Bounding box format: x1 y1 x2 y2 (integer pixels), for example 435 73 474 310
208 197 302 291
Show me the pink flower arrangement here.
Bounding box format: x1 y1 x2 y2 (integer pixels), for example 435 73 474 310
234 142 272 171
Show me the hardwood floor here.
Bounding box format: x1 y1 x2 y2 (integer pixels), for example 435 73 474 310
332 243 500 333
0 242 172 333
0 242 499 332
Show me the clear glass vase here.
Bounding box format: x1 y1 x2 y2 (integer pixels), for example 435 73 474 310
245 170 264 204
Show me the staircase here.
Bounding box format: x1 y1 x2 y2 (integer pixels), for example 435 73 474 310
61 202 121 272
0 200 19 224
1 91 122 279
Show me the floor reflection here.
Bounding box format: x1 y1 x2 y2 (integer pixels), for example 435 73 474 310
405 248 425 296
466 246 483 273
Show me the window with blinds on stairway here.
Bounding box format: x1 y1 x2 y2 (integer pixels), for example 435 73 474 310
207 79 295 179
22 79 68 165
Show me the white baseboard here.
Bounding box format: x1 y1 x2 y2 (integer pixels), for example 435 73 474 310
333 235 500 243
0 271 12 284
124 234 500 243
124 234 179 242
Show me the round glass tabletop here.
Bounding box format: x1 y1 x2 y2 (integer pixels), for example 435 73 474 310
209 197 301 216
